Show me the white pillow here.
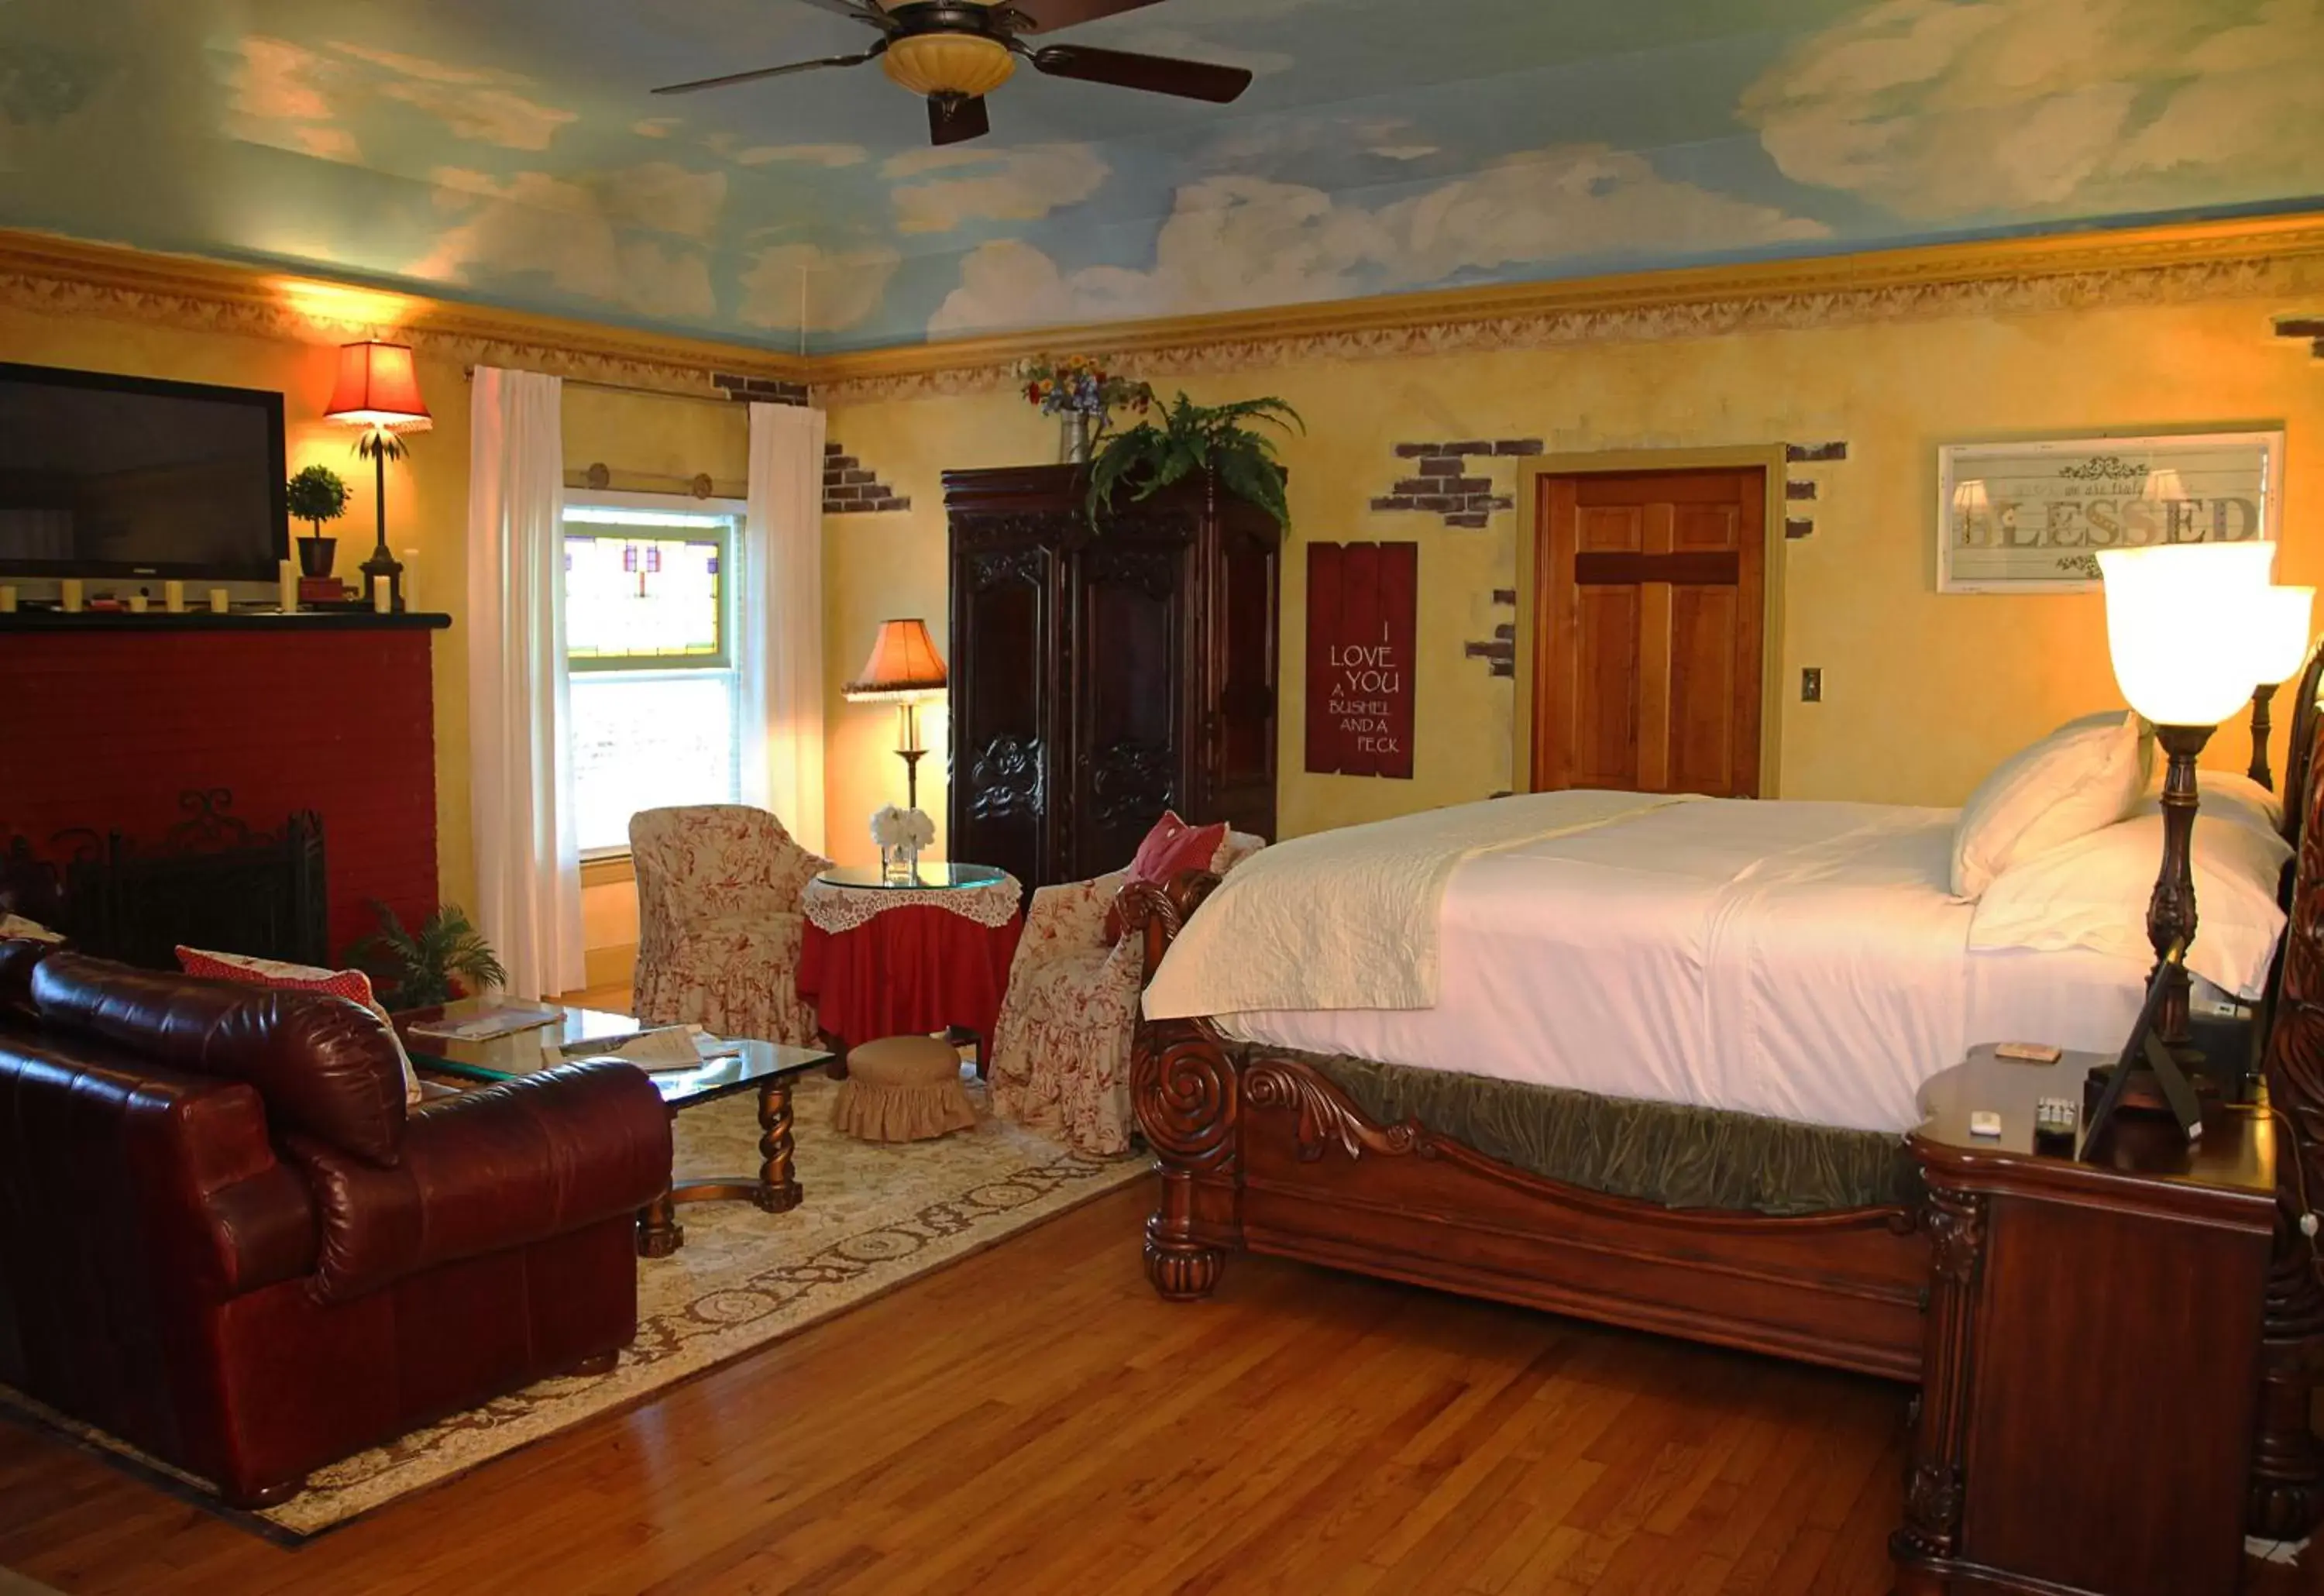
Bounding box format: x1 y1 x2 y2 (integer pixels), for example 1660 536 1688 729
1968 812 2291 999
0 914 64 944
2135 768 2283 841
1950 711 2149 900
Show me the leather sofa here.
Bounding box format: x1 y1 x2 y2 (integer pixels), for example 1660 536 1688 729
0 941 673 1506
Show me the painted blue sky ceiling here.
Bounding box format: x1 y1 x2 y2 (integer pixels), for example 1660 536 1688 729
2 0 2319 352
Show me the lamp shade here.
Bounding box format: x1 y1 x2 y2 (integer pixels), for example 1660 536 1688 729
844 618 948 702
323 341 433 431
2252 584 2317 686
2096 542 2277 727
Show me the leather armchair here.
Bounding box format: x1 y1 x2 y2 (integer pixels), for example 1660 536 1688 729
988 831 1265 1155
631 805 830 1047
0 944 671 1507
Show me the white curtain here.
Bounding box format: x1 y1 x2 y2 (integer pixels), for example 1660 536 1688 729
466 366 585 1000
740 401 829 853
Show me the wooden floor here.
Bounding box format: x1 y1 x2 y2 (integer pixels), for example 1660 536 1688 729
8 1178 2324 1594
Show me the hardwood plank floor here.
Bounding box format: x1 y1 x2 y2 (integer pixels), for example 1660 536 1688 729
0 1177 1913 1596
9 1183 2324 1594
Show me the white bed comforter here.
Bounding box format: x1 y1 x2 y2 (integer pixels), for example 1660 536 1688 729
1147 797 2153 1134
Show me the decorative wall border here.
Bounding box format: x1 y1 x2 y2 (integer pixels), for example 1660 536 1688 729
0 229 812 397
813 212 2324 404
8 215 2322 409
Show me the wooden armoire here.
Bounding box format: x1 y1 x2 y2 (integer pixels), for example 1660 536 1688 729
944 465 1281 891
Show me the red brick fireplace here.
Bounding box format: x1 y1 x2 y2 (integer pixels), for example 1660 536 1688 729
0 612 449 961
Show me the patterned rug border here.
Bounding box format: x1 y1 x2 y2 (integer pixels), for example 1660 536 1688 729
1 1093 1149 1544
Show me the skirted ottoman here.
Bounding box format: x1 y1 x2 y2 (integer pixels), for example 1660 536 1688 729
833 1035 978 1143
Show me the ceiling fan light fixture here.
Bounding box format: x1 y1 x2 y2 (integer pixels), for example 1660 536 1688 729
881 32 1017 98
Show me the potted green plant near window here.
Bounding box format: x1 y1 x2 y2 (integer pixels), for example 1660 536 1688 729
286 463 350 580
1085 392 1301 534
347 901 507 1010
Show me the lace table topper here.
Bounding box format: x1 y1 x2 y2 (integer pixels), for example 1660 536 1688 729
804 872 1023 934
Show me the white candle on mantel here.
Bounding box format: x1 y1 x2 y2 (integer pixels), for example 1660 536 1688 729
208 588 230 615
0 586 15 614
163 580 185 614
277 559 298 614
128 593 149 614
372 575 391 614
60 579 82 614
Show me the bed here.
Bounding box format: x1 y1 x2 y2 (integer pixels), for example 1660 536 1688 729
1125 653 2324 1537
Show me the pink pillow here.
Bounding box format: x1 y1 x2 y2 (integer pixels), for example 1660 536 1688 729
1105 812 1229 940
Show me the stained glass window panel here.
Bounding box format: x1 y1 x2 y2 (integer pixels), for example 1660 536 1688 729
565 521 727 666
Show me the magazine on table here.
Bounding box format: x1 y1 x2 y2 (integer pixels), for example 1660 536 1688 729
404 1000 566 1044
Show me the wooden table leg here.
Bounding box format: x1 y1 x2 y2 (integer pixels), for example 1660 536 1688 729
821 1029 850 1081
637 1189 683 1257
756 1077 803 1213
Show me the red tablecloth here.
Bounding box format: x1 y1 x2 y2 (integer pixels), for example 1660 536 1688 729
797 904 1023 1047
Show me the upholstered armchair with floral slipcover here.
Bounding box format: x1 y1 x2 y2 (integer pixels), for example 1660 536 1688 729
631 806 830 1048
989 827 1265 1155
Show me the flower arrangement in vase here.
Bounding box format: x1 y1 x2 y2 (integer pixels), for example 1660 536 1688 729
1022 355 1153 465
870 804 937 883
285 463 350 579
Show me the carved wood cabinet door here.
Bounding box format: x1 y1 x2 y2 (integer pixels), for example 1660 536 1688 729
1068 527 1193 882
948 523 1061 895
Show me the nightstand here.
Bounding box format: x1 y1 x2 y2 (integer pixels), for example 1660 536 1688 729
1893 1045 2278 1596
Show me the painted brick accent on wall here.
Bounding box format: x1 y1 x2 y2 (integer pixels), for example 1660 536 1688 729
1373 439 1539 530
823 440 910 515
0 631 442 960
713 373 810 406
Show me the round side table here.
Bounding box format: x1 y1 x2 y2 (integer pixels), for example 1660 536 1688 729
796 862 1024 1075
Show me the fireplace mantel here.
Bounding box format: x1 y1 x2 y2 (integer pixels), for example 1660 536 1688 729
0 611 451 634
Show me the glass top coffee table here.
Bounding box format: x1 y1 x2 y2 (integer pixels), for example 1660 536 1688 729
395 999 833 1259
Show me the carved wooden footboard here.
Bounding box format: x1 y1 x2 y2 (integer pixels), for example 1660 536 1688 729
1122 872 1930 1381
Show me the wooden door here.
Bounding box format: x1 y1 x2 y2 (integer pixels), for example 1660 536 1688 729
1529 468 1765 797
1067 528 1192 880
948 531 1061 893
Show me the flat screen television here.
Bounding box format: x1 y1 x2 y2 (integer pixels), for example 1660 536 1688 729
0 361 289 581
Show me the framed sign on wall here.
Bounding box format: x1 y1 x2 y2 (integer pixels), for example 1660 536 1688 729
1937 429 2284 593
1306 542 1416 779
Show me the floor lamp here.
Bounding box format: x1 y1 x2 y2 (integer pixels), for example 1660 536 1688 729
2095 541 2281 1090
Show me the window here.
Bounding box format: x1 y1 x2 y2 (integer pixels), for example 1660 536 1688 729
563 501 744 856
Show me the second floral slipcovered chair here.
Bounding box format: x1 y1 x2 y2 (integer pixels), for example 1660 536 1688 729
631 805 830 1048
989 817 1265 1155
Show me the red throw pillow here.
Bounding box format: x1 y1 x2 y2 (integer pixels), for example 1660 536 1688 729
1105 811 1229 941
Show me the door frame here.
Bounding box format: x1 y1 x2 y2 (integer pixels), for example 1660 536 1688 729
1512 445 1790 797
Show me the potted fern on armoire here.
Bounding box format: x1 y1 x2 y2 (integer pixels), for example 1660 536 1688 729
940 389 1294 891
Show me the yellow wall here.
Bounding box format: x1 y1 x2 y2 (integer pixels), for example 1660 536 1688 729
823 294 2322 848
2 302 750 929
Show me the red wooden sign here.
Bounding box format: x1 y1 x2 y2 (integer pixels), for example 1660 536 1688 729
1306 542 1418 779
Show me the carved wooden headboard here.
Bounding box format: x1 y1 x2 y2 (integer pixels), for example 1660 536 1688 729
2280 639 2324 843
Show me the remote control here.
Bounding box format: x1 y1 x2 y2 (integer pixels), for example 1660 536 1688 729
1969 1110 2003 1138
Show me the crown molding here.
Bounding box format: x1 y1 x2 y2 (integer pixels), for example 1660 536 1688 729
811 212 2324 404
6 215 2319 409
0 229 812 394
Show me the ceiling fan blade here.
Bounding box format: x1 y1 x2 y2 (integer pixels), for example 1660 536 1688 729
789 0 896 26
1002 0 1168 33
929 93 992 146
651 46 884 95
1030 45 1253 104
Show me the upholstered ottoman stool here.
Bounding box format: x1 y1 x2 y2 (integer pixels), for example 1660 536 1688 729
833 1036 978 1143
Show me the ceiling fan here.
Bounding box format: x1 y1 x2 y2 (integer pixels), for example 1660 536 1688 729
651 0 1255 146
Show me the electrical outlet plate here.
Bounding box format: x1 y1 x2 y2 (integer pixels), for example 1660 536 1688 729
1802 668 1824 703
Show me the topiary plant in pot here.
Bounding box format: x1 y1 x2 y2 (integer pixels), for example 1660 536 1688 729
1085 392 1301 534
286 463 349 579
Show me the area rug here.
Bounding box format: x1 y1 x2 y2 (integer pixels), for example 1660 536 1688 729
0 1075 1143 1539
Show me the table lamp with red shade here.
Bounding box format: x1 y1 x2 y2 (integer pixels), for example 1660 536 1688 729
324 341 433 612
844 618 949 813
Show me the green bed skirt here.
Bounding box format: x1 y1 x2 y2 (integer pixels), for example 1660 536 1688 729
1244 1047 1918 1217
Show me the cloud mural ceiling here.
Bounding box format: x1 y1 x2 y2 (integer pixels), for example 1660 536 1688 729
2 0 2318 353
